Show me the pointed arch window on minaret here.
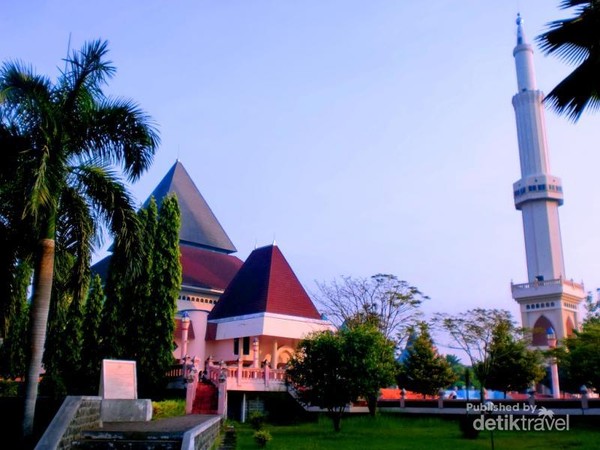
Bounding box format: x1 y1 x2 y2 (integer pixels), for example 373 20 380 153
532 316 554 346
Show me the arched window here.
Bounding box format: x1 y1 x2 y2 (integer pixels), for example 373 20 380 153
565 317 575 337
532 316 554 346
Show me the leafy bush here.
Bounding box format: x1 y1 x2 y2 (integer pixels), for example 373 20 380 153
253 429 272 447
249 410 266 430
0 380 20 397
152 399 185 419
39 373 67 399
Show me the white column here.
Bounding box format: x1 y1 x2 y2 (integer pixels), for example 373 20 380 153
241 393 247 423
252 337 260 368
271 341 278 368
180 312 190 361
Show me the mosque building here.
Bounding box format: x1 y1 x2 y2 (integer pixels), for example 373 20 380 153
95 160 333 417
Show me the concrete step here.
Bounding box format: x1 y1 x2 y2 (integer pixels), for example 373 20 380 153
80 430 182 441
72 438 182 449
73 429 183 449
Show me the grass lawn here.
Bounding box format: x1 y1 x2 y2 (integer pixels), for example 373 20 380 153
233 414 600 449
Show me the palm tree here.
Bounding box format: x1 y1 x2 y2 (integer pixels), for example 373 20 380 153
536 1 600 121
0 40 159 437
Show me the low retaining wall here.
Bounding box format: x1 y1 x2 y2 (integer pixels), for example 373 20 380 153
35 396 102 450
181 416 221 450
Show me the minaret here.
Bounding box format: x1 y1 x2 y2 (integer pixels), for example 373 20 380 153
510 14 584 345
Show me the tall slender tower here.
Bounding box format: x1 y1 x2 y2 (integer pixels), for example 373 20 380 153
510 15 584 345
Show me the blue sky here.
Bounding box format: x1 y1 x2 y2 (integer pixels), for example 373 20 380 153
3 1 599 347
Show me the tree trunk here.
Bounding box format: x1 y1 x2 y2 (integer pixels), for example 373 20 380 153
22 238 56 438
367 394 377 417
330 408 343 432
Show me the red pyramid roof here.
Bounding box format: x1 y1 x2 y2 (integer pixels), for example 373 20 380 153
208 245 322 320
181 245 243 291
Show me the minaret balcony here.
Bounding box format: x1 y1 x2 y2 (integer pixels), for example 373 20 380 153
513 175 563 209
511 277 584 302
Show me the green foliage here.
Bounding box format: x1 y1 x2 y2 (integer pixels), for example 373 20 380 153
0 379 20 397
39 372 67 399
555 321 600 391
536 1 600 121
0 261 31 379
249 411 267 430
479 320 545 395
444 354 466 387
287 331 347 421
145 194 181 394
253 429 272 447
584 291 600 325
287 324 396 431
0 38 158 435
434 308 514 399
79 275 105 392
102 195 182 397
151 399 185 419
396 322 457 397
340 324 396 416
41 250 90 396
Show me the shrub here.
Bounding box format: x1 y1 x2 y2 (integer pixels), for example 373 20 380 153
249 410 266 430
253 429 272 447
152 399 185 419
0 380 20 397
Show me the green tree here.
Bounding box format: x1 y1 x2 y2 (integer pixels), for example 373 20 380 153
341 324 396 416
584 291 600 325
80 274 105 392
287 331 348 432
128 199 158 363
396 322 457 398
0 40 158 436
140 194 181 396
315 274 427 347
476 321 545 398
101 195 181 396
554 321 600 391
287 324 396 431
0 261 31 379
0 125 38 340
537 1 600 121
433 309 513 400
445 354 466 388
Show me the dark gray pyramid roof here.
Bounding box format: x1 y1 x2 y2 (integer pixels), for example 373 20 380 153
145 161 236 253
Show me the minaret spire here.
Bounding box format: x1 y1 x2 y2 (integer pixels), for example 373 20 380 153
516 13 525 45
513 14 537 92
512 14 563 281
510 15 584 348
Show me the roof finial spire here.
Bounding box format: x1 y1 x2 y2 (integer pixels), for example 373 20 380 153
516 13 526 45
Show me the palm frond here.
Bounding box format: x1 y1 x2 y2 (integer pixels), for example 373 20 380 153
544 54 600 121
70 163 143 262
60 39 116 111
0 61 54 132
536 1 600 120
72 97 159 181
55 186 94 299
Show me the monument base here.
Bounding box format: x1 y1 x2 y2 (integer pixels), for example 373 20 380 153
101 399 153 422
